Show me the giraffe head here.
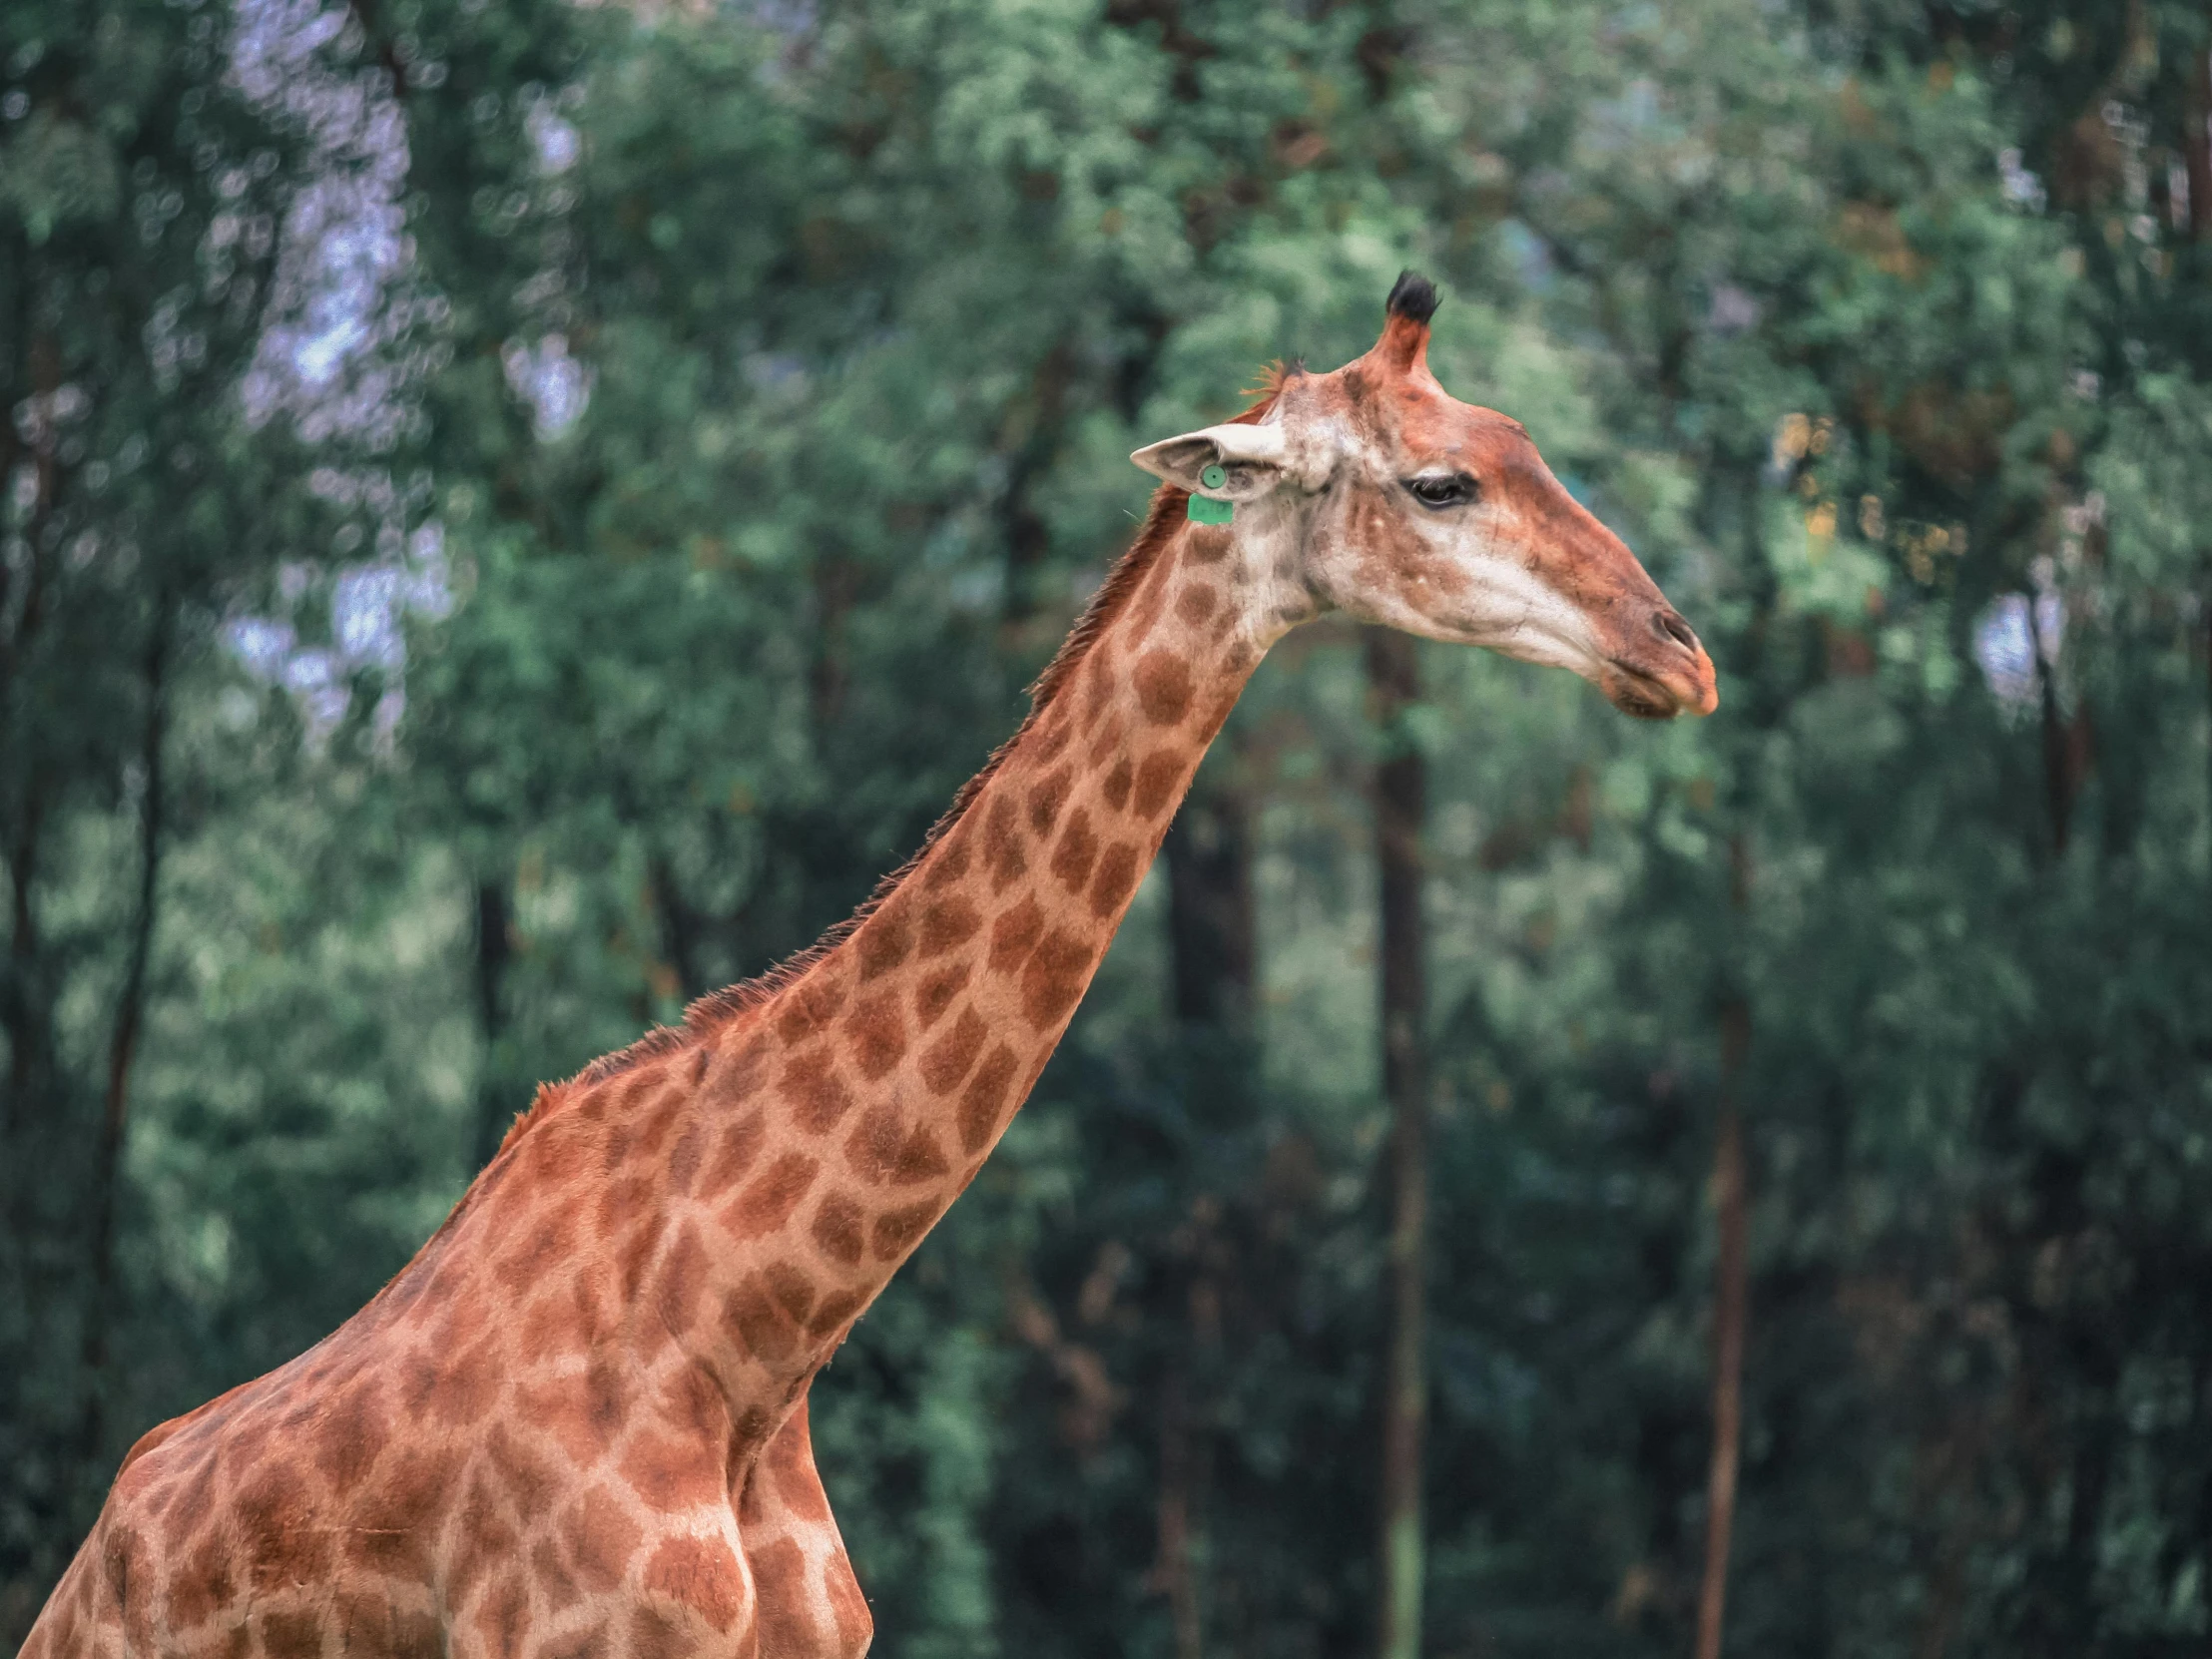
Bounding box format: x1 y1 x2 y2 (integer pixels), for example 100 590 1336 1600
1132 273 1718 719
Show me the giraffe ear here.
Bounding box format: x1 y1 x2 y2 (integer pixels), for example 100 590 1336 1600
1129 421 1288 499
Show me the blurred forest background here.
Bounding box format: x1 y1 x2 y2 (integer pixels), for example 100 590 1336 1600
6 0 2212 1654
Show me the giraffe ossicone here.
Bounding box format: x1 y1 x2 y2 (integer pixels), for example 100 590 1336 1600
22 273 1714 1659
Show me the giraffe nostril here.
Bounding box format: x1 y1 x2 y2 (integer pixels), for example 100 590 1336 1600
1653 609 1700 655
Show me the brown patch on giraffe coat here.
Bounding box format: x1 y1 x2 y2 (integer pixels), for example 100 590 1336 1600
1186 525 1232 563
1196 684 1241 744
765 1259 818 1326
919 830 971 889
103 1524 159 1650
659 1362 729 1443
811 1192 865 1267
234 1460 319 1588
700 1108 768 1195
451 1469 520 1607
1020 927 1095 1030
1101 757 1133 812
539 1618 613 1659
1087 712 1127 768
561 1486 641 1591
617 1217 662 1304
667 1122 706 1195
1082 653 1117 727
723 1152 820 1240
1089 843 1144 918
775 969 848 1045
642 1536 747 1633
846 991 907 1081
1052 808 1098 891
1177 583 1220 625
163 1528 235 1630
158 1440 222 1535
724 1277 802 1364
429 1338 504 1432
634 1085 689 1161
844 1101 950 1186
533 1536 582 1614
334 1591 444 1658
781 1052 853 1135
348 1444 443 1574
855 901 913 980
989 896 1045 972
1031 711 1074 766
617 1064 668 1116
263 1606 326 1659
1135 650 1195 726
653 1223 711 1337
751 1537 820 1655
920 1007 987 1094
983 796 1027 892
472 1573 533 1655
957 1045 1021 1155
620 1427 724 1511
308 1378 389 1488
486 1420 562 1516
520 1278 594 1363
1027 767 1072 836
492 1211 564 1294
592 1171 656 1244
627 1603 694 1659
872 1200 941 1262
1133 750 1191 818
913 960 973 1029
810 1287 868 1335
521 1120 592 1189
701 1033 772 1109
524 1359 626 1466
916 894 981 958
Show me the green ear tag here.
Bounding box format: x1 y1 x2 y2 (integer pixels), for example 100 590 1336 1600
1191 463 1234 524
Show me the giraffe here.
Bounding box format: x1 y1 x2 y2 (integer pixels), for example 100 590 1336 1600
21 273 1716 1659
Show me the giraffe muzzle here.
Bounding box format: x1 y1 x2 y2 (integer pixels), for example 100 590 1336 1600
1597 608 1719 720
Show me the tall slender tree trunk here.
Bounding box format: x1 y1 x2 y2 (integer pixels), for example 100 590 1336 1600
1164 764 1256 1033
1367 626 1427 1659
1 329 59 1153
471 876 515 1168
1152 742 1257 1659
79 603 173 1464
2184 46 2210 245
1694 996 1751 1659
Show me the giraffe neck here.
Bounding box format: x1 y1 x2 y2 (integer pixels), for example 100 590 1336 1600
453 494 1306 1428
725 502 1288 1314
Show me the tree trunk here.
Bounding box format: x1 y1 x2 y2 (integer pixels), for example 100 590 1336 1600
471 876 516 1168
2185 46 2210 245
1694 998 1751 1659
79 604 173 1464
1151 740 1256 1659
1155 1360 1205 1659
1367 626 1427 1659
1163 759 1256 1033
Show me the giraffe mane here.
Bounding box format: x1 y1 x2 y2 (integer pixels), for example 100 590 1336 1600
494 375 1292 1151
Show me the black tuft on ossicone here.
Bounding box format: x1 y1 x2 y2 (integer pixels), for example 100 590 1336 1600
1385 269 1440 324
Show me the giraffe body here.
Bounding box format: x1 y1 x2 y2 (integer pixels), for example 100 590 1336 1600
22 276 1714 1659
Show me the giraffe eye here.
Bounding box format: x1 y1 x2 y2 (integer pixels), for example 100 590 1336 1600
1405 473 1477 509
